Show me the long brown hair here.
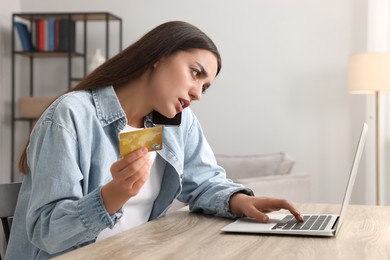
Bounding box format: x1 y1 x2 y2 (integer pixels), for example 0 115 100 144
19 21 222 174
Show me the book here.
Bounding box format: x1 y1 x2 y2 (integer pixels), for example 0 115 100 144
36 19 45 51
44 19 49 51
59 19 76 52
47 17 55 51
14 21 34 51
55 20 60 51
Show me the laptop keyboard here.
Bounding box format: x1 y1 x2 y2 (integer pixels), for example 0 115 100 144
272 215 332 231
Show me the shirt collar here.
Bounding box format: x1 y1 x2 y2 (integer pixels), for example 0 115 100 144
91 86 127 128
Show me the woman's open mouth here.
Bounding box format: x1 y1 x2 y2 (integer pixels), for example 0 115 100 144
177 98 190 112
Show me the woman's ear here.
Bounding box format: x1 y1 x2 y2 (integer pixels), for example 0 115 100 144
153 56 166 69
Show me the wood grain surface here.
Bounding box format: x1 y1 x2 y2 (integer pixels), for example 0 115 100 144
54 203 390 260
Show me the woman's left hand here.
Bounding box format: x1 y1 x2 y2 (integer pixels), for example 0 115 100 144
229 193 304 223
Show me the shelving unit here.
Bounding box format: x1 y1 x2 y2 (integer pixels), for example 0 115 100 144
11 12 123 181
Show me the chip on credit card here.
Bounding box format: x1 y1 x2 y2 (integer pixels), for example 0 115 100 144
119 126 163 157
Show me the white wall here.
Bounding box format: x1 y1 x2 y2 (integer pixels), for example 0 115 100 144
0 0 20 257
369 0 390 205
0 0 20 185
385 0 390 205
6 0 369 205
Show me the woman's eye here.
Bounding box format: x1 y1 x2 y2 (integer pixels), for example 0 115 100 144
192 69 201 78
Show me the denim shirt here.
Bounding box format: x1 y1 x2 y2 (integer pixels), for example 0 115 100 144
6 86 252 260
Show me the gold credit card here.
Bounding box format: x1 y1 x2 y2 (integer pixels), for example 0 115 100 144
119 126 163 157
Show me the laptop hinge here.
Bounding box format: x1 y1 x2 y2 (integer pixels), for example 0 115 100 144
332 216 340 230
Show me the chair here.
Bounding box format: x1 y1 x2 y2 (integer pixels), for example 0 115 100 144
0 182 22 259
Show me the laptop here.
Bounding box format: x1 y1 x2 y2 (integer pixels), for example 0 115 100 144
221 123 368 237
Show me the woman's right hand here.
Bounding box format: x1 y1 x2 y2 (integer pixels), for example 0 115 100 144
101 147 151 214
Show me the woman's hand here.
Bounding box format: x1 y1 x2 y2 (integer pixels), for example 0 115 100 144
101 147 151 214
229 193 303 223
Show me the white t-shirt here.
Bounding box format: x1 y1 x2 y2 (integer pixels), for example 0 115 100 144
97 125 165 241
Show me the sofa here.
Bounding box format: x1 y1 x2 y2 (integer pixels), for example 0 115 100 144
168 152 311 212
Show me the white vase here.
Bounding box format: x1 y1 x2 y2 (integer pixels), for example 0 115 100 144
88 48 106 73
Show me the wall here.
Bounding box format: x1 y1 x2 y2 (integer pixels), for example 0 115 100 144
0 0 20 185
7 0 369 205
369 0 390 205
0 0 20 257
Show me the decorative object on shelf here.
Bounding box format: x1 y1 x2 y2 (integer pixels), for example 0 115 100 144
88 48 106 73
348 51 390 205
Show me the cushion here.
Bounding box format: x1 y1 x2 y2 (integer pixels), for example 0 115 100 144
235 173 311 201
215 152 295 180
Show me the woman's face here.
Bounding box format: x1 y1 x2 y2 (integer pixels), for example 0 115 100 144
148 49 218 118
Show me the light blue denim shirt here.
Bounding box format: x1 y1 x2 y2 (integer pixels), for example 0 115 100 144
6 86 252 260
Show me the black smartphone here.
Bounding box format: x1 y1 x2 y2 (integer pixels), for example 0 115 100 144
152 111 182 126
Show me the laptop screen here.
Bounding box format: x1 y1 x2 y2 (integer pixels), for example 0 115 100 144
335 123 368 235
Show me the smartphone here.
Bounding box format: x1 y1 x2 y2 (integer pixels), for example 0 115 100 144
152 111 182 126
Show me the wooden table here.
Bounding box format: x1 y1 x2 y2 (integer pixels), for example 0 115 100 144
55 203 390 260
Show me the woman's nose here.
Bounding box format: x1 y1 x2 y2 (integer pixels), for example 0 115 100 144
189 84 202 101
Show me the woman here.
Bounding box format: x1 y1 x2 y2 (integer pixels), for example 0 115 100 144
6 21 302 259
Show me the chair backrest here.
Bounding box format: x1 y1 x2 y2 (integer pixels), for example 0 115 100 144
0 182 22 244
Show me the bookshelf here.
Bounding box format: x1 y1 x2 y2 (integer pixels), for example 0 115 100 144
11 12 123 181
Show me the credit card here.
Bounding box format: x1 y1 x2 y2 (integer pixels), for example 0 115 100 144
119 126 163 157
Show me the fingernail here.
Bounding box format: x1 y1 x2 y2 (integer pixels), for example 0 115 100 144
143 147 148 153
